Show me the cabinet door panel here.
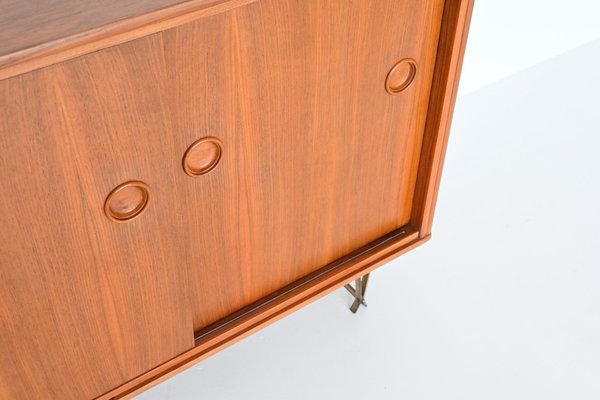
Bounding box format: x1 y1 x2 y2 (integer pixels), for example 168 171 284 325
0 34 193 400
162 0 445 330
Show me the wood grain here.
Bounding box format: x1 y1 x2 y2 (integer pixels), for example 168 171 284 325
0 0 473 398
0 0 258 81
161 0 445 331
0 34 194 400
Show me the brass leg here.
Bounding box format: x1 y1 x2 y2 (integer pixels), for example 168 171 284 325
344 273 370 314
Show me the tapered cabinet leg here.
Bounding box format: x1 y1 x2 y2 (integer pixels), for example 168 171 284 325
344 273 370 314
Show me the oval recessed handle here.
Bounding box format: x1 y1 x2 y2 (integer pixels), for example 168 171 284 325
182 137 223 177
104 181 150 223
385 58 417 95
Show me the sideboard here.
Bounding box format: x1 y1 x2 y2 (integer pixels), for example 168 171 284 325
0 0 474 398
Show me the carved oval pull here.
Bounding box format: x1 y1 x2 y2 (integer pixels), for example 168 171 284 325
104 181 150 222
182 137 223 177
386 59 417 95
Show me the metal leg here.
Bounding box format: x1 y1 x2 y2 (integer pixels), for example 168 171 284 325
344 273 370 314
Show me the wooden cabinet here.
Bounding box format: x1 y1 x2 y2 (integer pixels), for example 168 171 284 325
0 0 474 398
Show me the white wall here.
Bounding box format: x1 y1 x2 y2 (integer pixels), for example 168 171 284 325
460 0 600 94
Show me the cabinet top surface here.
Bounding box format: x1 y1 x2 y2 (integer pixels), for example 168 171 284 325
1 0 184 55
0 0 231 73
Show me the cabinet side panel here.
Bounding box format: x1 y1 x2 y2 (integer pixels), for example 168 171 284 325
411 0 475 237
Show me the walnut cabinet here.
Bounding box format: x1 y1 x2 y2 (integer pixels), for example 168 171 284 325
0 0 474 398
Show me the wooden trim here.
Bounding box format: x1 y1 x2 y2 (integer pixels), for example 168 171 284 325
95 227 427 400
411 0 475 238
0 0 258 81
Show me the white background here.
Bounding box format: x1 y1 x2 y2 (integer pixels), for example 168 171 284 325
460 0 600 94
139 2 600 399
